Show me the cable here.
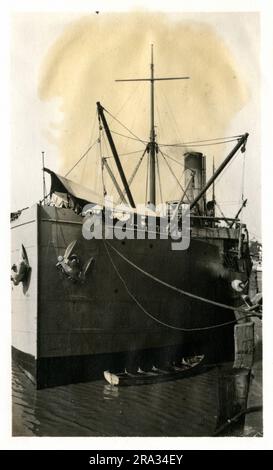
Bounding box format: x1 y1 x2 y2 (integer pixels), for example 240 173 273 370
105 107 147 145
159 149 190 203
104 240 262 318
104 240 261 332
103 240 240 332
110 129 148 145
159 135 243 147
159 149 184 167
213 405 263 436
117 149 147 204
215 200 227 220
65 139 98 177
119 149 144 157
98 128 107 197
108 83 140 126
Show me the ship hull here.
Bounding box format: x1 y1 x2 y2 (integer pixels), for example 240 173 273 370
11 205 249 388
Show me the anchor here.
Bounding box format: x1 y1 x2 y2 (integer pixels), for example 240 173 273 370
11 244 30 286
56 240 94 283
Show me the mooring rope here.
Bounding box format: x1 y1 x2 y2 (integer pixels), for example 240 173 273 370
213 405 263 436
104 240 258 315
103 240 260 332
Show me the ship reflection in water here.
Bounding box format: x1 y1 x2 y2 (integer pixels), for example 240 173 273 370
12 335 262 437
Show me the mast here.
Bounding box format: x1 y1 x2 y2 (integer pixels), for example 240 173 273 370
116 46 190 207
149 45 156 206
212 156 215 216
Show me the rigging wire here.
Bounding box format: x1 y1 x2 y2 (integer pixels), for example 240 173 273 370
241 148 246 202
98 127 107 196
105 107 147 146
158 149 184 167
65 139 98 177
158 138 240 149
122 81 146 156
117 149 147 204
215 200 227 220
94 137 100 194
159 135 243 147
119 149 144 157
160 85 185 145
102 131 117 196
216 148 242 188
110 128 241 149
110 129 147 144
65 109 98 178
159 149 187 196
107 83 141 127
103 149 144 159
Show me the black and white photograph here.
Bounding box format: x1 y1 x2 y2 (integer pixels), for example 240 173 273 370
2 0 272 451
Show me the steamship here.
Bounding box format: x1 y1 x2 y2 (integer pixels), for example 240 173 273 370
11 47 252 388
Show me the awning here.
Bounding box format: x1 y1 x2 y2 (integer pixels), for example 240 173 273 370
44 168 105 207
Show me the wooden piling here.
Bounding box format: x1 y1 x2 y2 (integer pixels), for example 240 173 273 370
216 367 251 435
215 318 255 435
233 321 255 369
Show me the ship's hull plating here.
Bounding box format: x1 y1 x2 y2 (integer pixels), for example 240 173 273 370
11 205 249 387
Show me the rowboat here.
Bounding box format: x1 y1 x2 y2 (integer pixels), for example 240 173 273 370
103 355 205 386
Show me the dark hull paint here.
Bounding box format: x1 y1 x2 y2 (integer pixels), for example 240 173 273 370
12 205 249 388
13 334 233 389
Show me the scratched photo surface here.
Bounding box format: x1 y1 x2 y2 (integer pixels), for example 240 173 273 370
11 11 262 437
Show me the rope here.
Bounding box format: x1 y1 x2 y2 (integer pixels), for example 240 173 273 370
117 149 147 204
65 139 98 177
104 241 261 332
104 240 259 316
159 149 184 167
241 150 246 202
215 200 227 220
109 132 240 149
160 86 184 145
213 405 263 436
158 138 240 148
103 240 237 331
119 149 144 157
108 83 140 125
105 107 147 146
106 106 241 148
98 128 107 196
159 149 191 204
110 129 147 144
159 150 185 191
161 134 243 146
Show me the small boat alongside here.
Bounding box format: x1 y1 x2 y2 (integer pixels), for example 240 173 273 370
103 355 205 386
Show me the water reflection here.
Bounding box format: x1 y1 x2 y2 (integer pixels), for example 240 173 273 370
103 384 119 400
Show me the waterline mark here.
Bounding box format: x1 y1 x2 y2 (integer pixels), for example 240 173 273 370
82 197 190 251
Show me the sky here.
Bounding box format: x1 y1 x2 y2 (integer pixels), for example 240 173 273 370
10 11 261 239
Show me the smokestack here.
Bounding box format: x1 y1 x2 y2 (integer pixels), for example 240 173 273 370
184 152 206 212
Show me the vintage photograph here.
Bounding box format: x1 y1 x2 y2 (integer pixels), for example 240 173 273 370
10 10 262 437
